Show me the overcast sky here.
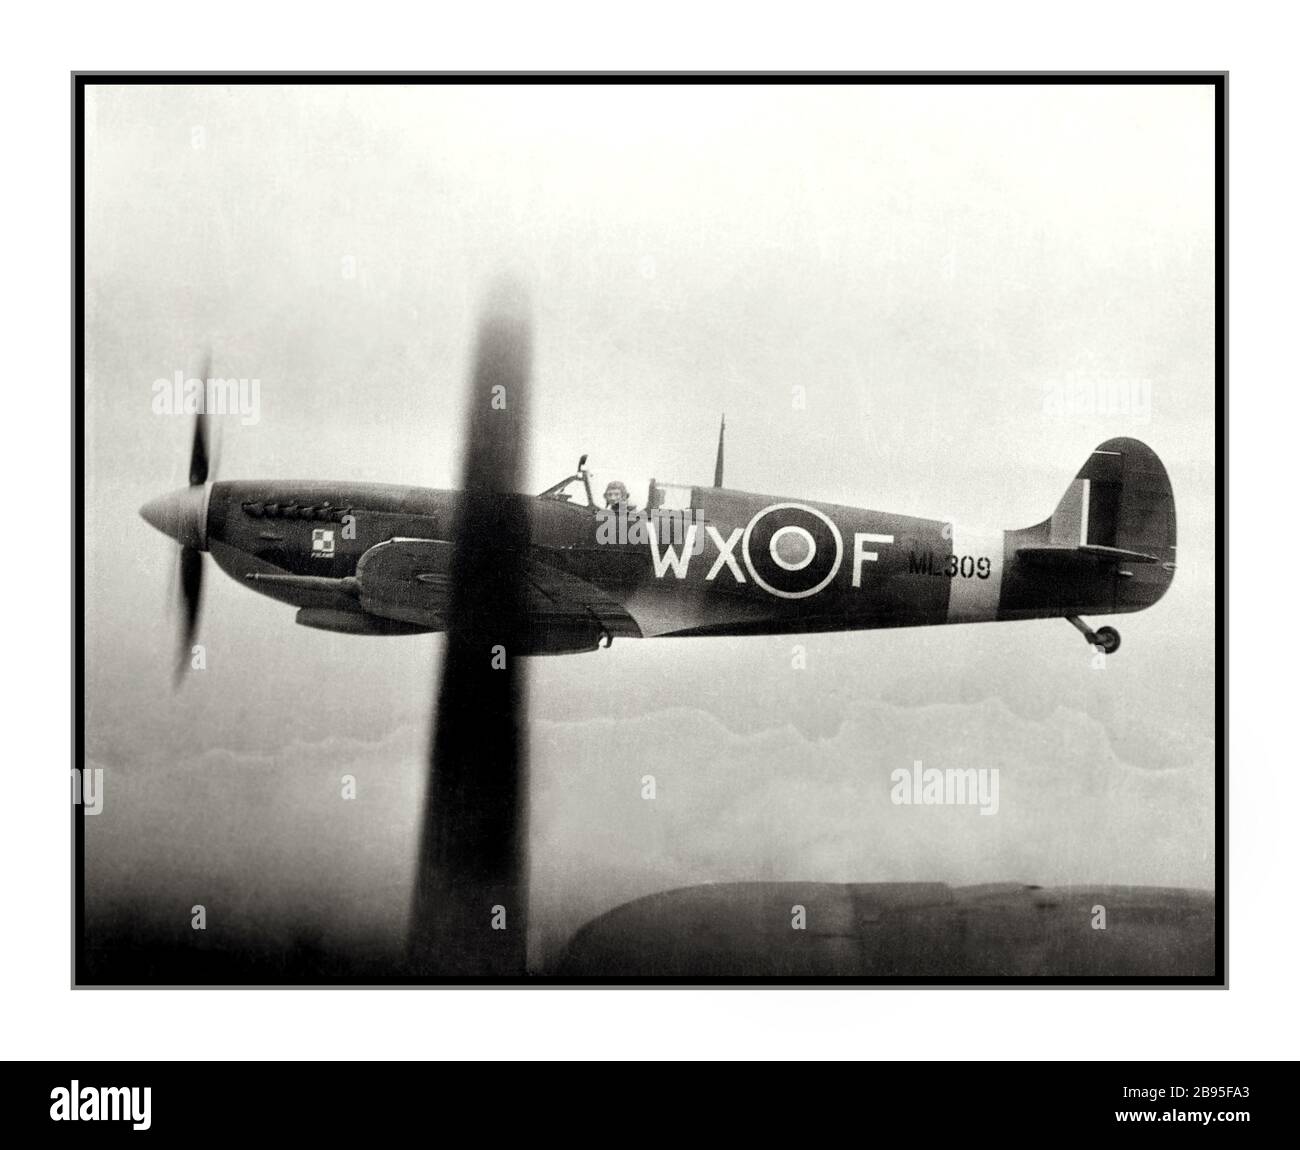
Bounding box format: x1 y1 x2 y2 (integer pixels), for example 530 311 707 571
84 83 1216 968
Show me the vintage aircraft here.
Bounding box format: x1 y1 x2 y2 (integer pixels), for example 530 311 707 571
135 287 1191 980
140 406 1174 664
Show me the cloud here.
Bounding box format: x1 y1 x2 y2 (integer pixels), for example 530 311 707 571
84 682 1211 975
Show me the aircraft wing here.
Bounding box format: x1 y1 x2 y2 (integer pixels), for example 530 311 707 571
556 882 1215 977
521 551 643 645
354 537 455 628
354 536 641 648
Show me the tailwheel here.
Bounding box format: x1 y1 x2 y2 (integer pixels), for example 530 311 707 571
1092 626 1121 655
1066 615 1121 655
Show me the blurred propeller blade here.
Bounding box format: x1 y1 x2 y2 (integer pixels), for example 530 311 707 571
189 412 212 486
188 349 213 485
408 280 533 976
175 544 204 686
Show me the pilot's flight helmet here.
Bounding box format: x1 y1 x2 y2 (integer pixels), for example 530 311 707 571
604 479 630 507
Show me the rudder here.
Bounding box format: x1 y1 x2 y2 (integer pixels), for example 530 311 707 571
1004 438 1176 618
1049 438 1176 559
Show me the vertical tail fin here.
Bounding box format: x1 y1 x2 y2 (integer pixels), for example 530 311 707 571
1005 438 1176 618
1048 438 1176 562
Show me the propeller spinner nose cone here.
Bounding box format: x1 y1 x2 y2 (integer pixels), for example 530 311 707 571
140 485 210 550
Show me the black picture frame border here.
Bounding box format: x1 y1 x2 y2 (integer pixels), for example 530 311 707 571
72 70 1227 988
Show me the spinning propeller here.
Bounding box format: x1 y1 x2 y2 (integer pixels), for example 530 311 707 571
407 281 533 976
139 350 218 686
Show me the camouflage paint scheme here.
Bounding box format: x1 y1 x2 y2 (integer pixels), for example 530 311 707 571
177 436 1173 654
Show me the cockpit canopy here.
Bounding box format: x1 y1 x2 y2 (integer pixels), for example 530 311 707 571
538 465 650 512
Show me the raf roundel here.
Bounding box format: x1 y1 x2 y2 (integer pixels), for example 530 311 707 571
741 502 844 599
769 525 816 571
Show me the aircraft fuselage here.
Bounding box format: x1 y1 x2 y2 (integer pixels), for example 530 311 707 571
175 436 1173 654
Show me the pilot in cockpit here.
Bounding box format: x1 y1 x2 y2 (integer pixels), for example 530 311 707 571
603 479 637 513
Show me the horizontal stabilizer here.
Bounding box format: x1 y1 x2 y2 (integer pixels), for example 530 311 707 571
1016 543 1163 566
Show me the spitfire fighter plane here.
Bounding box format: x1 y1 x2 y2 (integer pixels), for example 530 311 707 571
135 289 1185 979
141 411 1174 664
